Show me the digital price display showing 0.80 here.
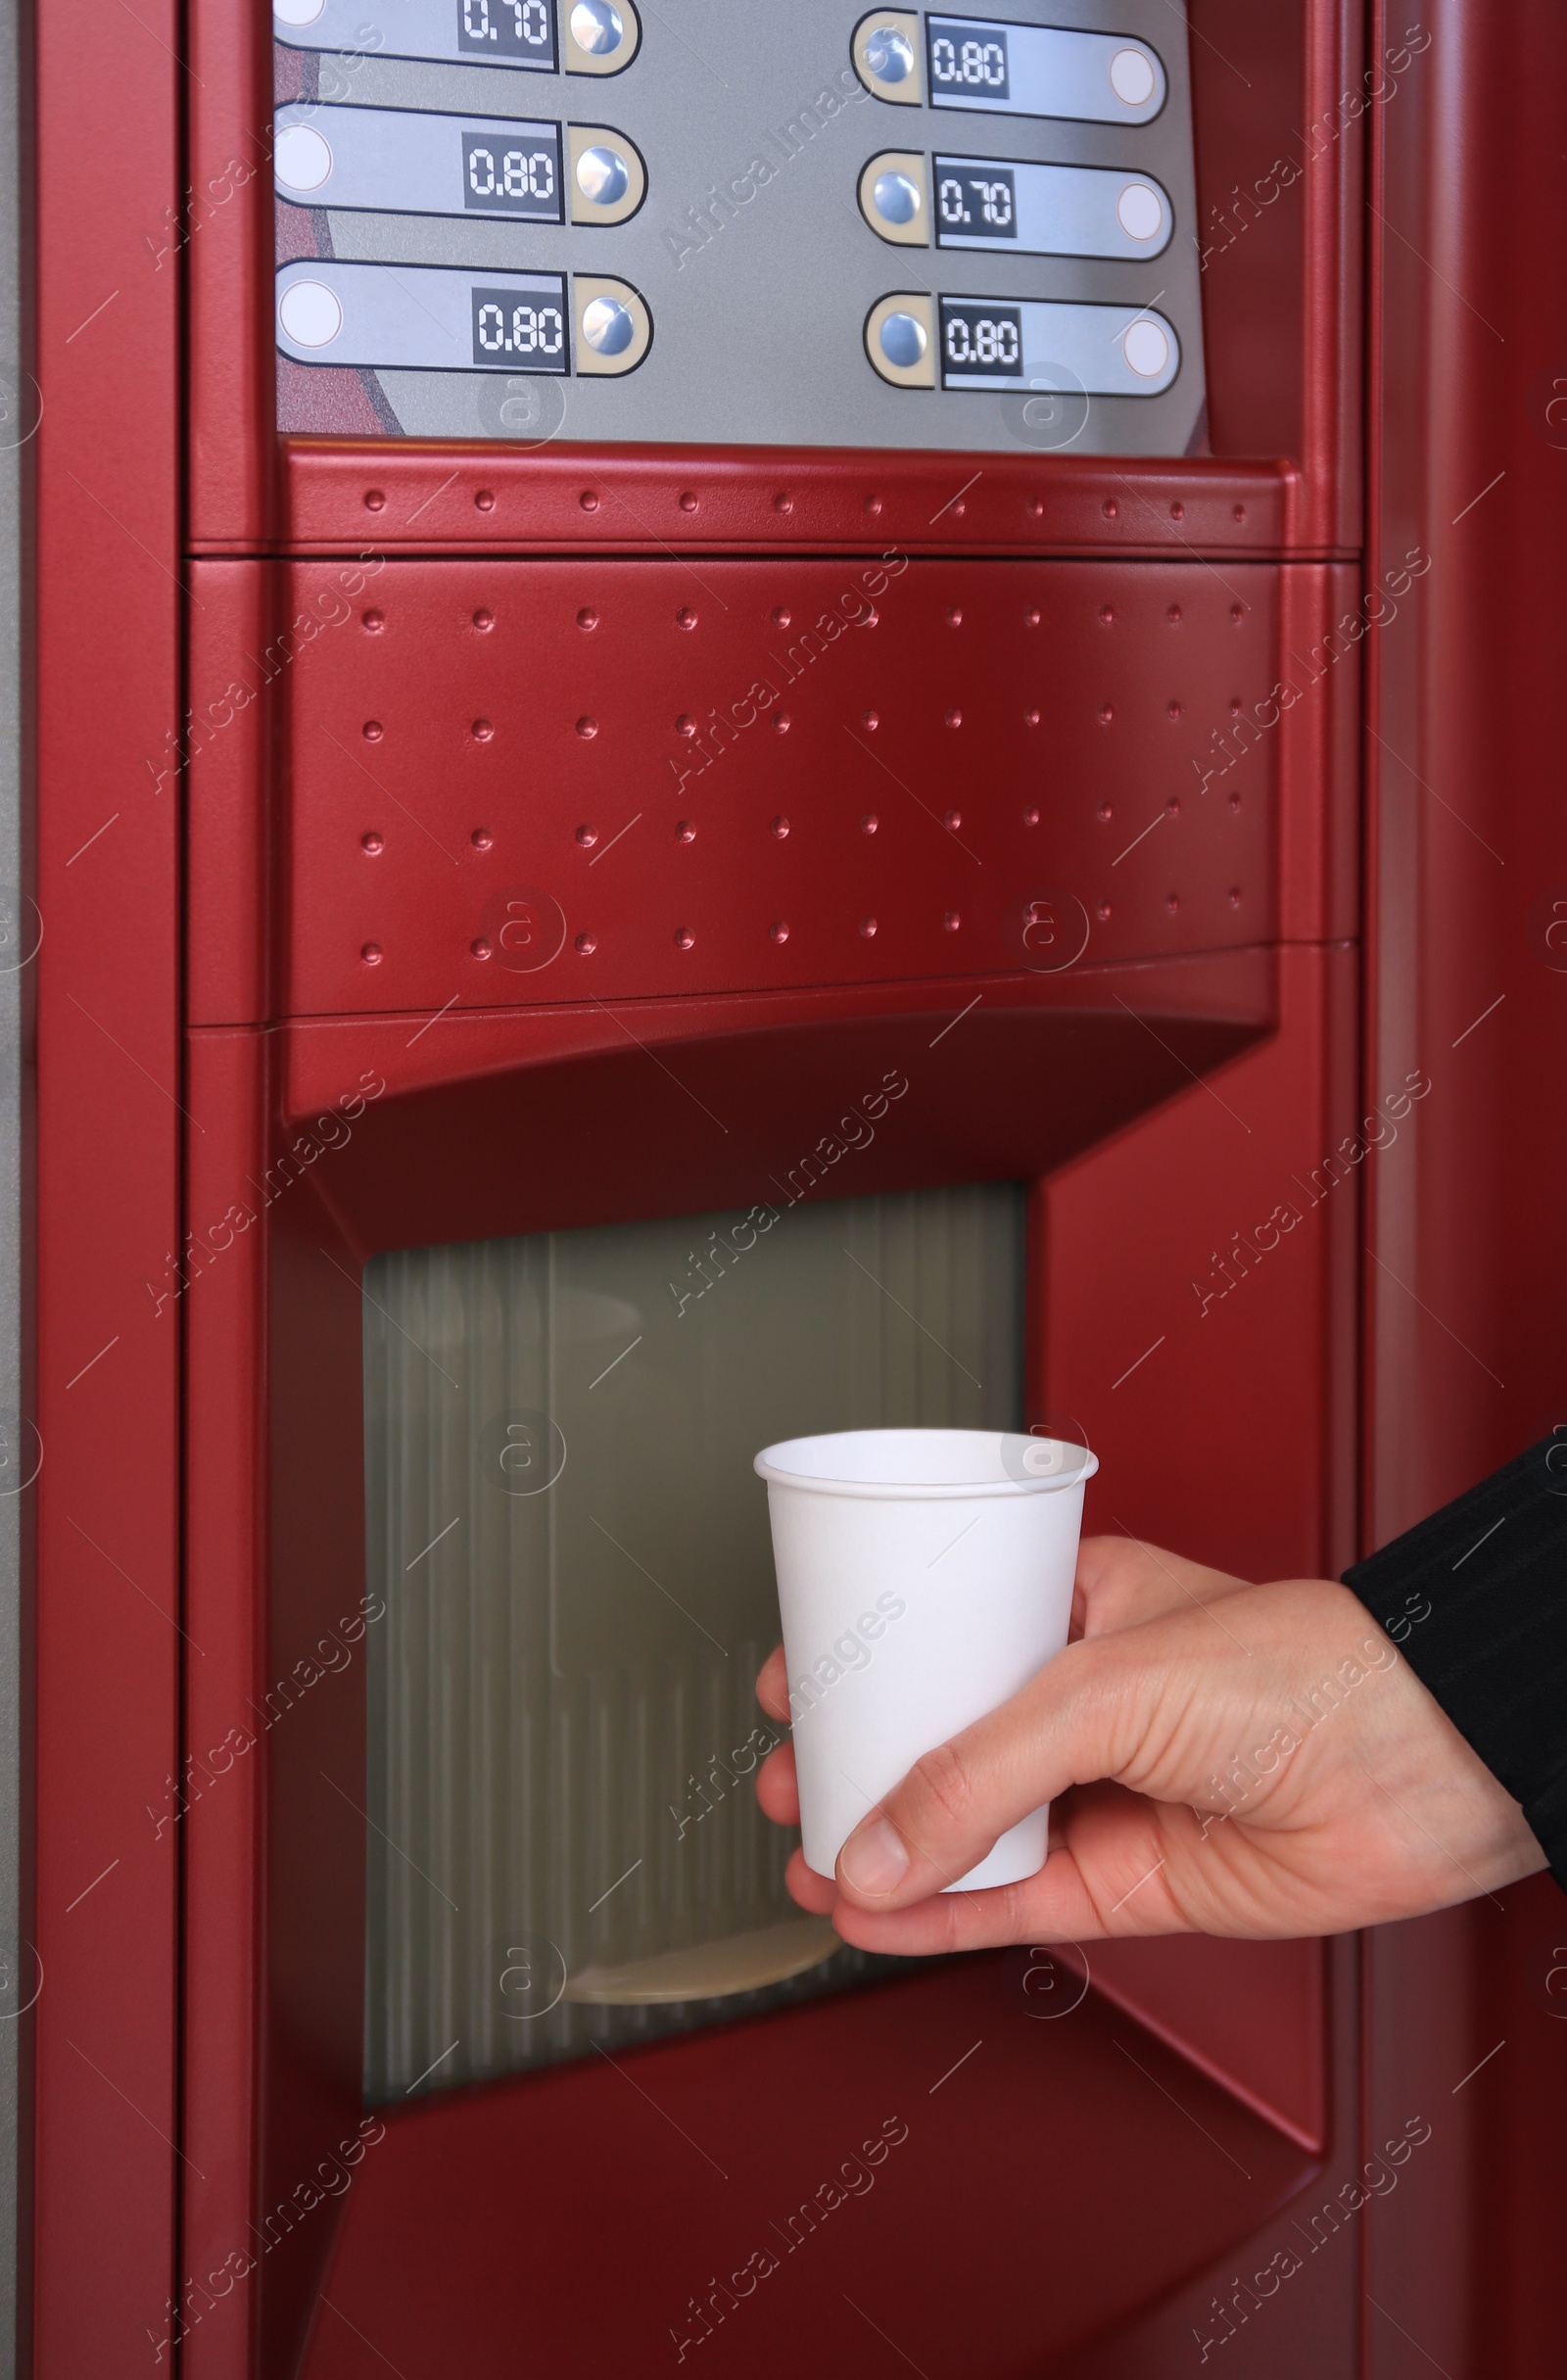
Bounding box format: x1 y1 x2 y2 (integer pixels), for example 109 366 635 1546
928 21 1011 100
471 280 569 371
457 0 557 65
940 299 1022 381
461 128 561 218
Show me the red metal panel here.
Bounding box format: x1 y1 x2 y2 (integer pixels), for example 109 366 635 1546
294 1955 1318 2380
1038 942 1359 2146
187 4 276 550
265 448 1298 562
1363 0 1565 1527
1189 0 1364 552
31 0 182 2367
1277 563 1362 944
181 1027 271 2380
1085 1933 1327 2152
273 953 1274 1146
188 564 280 1026
1363 4 1567 2374
1056 1937 1362 2379
274 558 1280 1024
1048 942 1359 1587
186 548 1364 1028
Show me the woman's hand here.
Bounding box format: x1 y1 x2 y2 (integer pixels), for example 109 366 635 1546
754 1533 1545 1954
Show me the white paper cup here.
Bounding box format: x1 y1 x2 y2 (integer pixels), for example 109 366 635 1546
754 1428 1098 1891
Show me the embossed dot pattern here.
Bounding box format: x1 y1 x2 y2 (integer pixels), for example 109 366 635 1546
283 561 1277 1017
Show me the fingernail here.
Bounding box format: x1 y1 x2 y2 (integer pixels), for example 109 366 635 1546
839 1817 910 1897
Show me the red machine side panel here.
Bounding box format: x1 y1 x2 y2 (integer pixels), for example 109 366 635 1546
1050 942 1359 1587
31 0 182 2367
1363 4 1567 2374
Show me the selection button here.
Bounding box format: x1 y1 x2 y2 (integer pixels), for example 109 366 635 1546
568 123 646 222
565 0 641 73
865 292 937 388
575 276 652 374
860 152 929 246
853 11 925 105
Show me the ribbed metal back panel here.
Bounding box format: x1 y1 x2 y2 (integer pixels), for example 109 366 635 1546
363 1182 1024 2102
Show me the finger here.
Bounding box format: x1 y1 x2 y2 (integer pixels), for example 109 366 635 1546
785 1845 838 1915
1072 1533 1251 1640
834 1634 1150 1910
755 1737 799 1827
831 1786 1191 1955
831 1846 1106 1957
756 1644 789 1723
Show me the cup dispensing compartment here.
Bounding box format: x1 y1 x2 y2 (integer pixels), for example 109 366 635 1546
361 1184 1023 2099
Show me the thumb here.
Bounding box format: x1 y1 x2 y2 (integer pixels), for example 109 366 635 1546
834 1636 1142 1908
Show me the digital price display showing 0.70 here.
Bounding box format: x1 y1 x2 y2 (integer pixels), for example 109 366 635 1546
471 280 569 371
457 0 557 65
936 163 1017 241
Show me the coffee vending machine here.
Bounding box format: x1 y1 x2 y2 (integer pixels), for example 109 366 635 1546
24 1 1567 2373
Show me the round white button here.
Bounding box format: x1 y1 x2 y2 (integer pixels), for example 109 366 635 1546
279 278 344 349
1110 47 1157 106
273 0 327 25
275 123 333 195
874 170 922 226
1116 182 1163 241
582 296 635 356
1123 318 1170 378
879 312 926 368
571 0 624 55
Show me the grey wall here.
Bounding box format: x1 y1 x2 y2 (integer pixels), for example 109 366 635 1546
0 0 28 2363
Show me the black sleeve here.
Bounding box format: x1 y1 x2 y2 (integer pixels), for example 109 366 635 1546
1342 1435 1567 1893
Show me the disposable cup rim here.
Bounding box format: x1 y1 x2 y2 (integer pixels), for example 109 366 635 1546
754 1428 1099 1501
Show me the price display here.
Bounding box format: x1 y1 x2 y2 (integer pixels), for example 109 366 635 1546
925 17 1166 123
274 105 573 223
461 128 561 218
471 280 569 371
922 294 1179 394
456 0 557 65
935 163 1017 242
276 261 594 375
928 22 1011 100
932 156 1172 259
940 300 1022 380
273 0 573 71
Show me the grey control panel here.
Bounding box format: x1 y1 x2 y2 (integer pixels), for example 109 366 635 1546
273 0 1206 452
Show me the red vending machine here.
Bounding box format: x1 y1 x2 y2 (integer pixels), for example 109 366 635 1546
25 1 1567 2374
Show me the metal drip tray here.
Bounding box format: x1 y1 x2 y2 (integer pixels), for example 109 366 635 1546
564 1917 839 2006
